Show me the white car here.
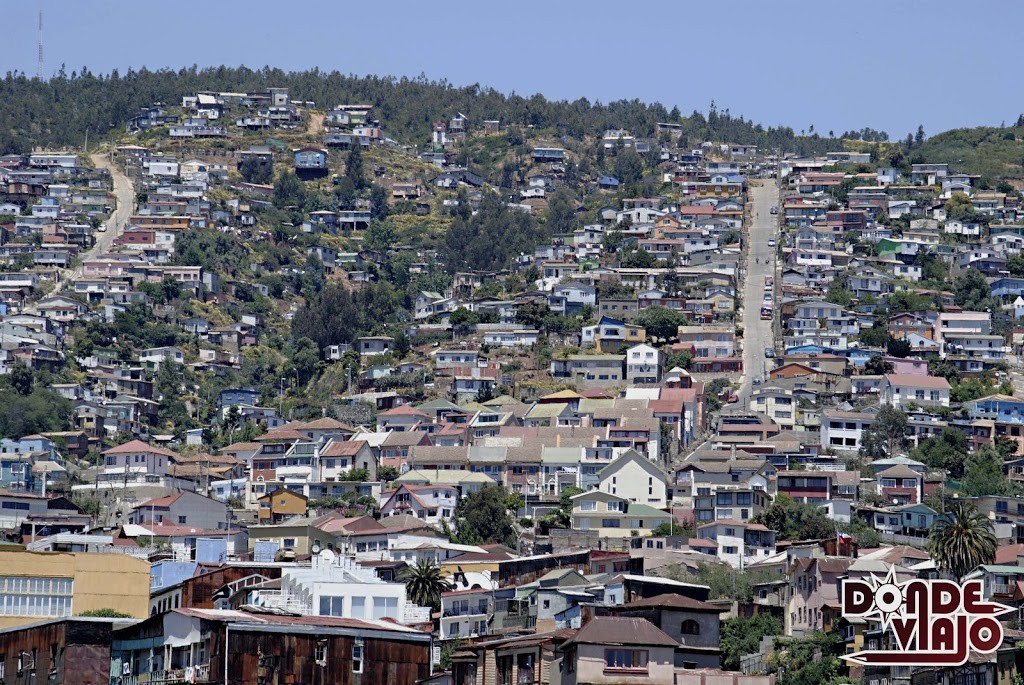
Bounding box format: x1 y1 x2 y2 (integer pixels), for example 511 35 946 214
767 239 776 247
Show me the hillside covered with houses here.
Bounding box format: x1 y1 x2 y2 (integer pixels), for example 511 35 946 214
2 73 1024 685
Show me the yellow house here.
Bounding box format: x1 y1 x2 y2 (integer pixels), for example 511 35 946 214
0 550 151 629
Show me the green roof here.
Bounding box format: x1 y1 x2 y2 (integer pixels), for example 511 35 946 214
396 469 496 486
578 398 616 413
525 403 570 418
626 504 672 518
417 398 463 411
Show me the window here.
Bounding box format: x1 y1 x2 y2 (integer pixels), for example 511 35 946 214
319 596 344 616
602 519 621 528
177 516 187 525
0 576 73 617
350 596 366 618
352 637 363 673
681 619 700 635
497 656 513 685
372 596 399 619
580 501 596 512
314 640 327 664
517 653 536 684
605 649 648 671
723 546 737 554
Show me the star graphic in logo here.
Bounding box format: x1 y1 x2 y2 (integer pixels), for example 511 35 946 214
861 565 910 634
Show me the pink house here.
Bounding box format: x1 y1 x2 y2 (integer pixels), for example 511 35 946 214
883 356 929 375
787 557 853 637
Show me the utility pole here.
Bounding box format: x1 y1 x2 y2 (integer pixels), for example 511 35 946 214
36 10 43 81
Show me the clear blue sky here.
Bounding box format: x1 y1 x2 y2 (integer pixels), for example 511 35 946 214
7 0 1024 139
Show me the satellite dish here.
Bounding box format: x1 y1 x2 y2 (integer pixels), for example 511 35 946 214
311 542 321 555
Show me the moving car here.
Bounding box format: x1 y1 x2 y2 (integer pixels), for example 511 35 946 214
770 206 779 214
767 239 776 247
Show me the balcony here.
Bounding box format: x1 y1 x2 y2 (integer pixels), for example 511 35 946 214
119 665 211 685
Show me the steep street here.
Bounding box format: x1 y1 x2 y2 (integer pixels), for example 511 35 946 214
61 151 134 285
736 179 780 404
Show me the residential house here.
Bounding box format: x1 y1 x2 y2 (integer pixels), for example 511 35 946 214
879 374 951 409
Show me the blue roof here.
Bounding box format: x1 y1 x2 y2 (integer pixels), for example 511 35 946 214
599 176 620 186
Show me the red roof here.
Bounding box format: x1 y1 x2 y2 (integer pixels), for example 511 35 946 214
697 518 770 531
320 439 369 457
884 374 951 390
379 405 430 418
102 439 177 458
136 493 183 509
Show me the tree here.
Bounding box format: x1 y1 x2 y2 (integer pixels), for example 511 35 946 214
863 355 893 375
239 155 273 184
912 427 968 479
824 284 853 307
650 520 694 538
1008 253 1024 278
541 486 584 531
291 337 321 387
346 145 365 189
960 444 1015 497
753 494 836 541
9 362 33 396
859 406 908 459
613 148 644 186
273 170 306 208
364 220 397 252
369 184 389 221
665 349 693 371
378 466 399 482
400 559 452 611
945 192 975 222
886 335 912 358
451 486 519 547
929 501 996 579
721 613 784 671
858 323 890 348
953 269 992 311
636 306 688 340
620 247 658 268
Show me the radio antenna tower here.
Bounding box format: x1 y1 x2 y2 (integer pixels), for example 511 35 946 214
37 10 43 80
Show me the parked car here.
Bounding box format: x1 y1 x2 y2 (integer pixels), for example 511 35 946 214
764 347 775 358
768 239 776 247
770 206 778 215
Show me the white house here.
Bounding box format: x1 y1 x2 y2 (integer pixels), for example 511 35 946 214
879 374 951 409
696 519 777 569
626 344 665 384
597 449 669 507
820 408 875 452
482 329 540 348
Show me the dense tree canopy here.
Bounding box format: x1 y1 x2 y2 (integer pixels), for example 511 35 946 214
440 193 549 273
0 66 860 154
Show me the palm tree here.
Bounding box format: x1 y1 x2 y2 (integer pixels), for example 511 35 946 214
401 559 452 611
929 501 997 580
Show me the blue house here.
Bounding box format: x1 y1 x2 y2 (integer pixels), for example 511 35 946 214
293 148 327 169
219 387 261 414
991 277 1024 299
293 148 328 178
841 349 874 368
784 344 835 355
966 394 1024 424
896 503 943 535
598 176 621 190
